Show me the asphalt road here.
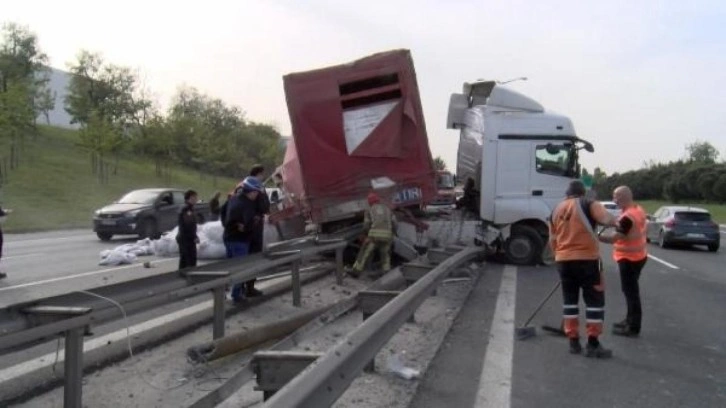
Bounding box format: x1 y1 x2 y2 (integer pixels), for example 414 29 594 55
0 230 185 308
412 234 726 408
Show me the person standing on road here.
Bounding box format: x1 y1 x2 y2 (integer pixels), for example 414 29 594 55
349 192 396 278
598 186 647 337
0 206 13 280
177 190 200 270
549 180 617 358
240 165 270 297
224 178 263 302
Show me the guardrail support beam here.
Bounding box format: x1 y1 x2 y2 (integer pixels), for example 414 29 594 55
291 260 302 307
252 351 322 401
212 286 226 340
64 326 84 408
358 290 411 372
335 247 344 285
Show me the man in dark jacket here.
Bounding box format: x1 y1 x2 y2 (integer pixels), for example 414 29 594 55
225 178 264 302
176 190 200 270
243 165 270 297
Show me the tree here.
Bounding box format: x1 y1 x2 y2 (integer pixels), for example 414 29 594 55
35 85 55 124
433 156 447 171
0 23 51 170
65 50 149 178
685 140 719 164
713 174 726 204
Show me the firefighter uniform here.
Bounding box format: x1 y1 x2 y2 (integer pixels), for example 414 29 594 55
351 192 395 276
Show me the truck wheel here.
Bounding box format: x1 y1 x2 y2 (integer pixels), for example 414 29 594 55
140 219 159 239
97 232 113 241
504 225 544 265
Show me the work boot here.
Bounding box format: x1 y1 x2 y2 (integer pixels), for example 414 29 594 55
585 343 613 359
612 325 640 337
612 319 629 329
569 338 583 354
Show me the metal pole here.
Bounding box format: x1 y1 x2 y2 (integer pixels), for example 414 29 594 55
291 260 301 307
213 286 226 340
64 327 85 408
335 247 344 285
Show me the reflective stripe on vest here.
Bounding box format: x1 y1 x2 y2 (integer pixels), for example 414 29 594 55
613 205 647 261
368 204 393 240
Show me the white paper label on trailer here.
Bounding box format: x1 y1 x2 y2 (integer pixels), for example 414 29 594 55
342 100 398 155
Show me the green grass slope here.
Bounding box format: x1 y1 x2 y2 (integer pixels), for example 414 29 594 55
0 126 239 233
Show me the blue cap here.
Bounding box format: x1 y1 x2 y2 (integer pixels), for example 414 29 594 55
241 176 263 193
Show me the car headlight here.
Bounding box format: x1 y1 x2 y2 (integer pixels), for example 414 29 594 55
125 209 142 218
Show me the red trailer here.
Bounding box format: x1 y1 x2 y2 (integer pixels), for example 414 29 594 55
273 49 436 234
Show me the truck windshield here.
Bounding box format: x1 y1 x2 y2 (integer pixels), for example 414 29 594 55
117 191 159 205
535 144 577 177
438 173 455 189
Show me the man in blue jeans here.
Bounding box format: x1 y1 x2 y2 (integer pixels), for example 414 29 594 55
223 177 264 302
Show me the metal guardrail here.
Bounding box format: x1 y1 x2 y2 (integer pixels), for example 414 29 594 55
262 246 482 408
0 238 348 408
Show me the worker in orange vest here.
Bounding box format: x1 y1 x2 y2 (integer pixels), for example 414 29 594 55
549 180 617 358
598 186 647 337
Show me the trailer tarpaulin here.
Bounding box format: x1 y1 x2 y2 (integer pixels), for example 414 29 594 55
282 49 436 224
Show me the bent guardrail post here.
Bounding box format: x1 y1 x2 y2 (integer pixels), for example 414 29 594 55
186 271 231 340
252 351 323 401
291 259 302 307
22 305 93 408
335 247 344 285
263 247 482 408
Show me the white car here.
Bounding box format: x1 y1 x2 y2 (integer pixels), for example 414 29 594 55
600 201 621 218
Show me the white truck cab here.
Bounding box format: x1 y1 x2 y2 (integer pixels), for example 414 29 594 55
447 80 594 264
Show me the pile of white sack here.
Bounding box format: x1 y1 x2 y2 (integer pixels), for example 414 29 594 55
98 221 228 266
99 238 154 266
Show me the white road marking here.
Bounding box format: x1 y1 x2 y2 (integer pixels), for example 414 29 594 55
647 254 679 270
475 265 516 408
5 234 91 246
0 298 213 383
1 253 42 261
0 259 177 292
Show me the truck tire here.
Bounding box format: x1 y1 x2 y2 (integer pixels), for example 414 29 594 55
504 225 544 265
97 232 113 241
140 218 159 239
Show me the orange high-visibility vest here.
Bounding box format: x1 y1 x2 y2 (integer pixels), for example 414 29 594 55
550 198 600 262
613 205 647 262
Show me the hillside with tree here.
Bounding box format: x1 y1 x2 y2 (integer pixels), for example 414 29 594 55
0 22 283 188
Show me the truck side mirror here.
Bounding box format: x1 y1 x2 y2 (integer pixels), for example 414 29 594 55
545 143 561 155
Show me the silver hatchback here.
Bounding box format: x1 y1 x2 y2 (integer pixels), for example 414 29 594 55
645 206 720 252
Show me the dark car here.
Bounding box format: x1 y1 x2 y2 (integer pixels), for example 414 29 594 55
645 206 720 252
93 188 211 241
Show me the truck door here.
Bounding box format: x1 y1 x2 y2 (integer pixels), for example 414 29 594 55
530 142 575 212
493 141 532 222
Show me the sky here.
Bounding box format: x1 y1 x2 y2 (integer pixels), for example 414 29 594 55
5 0 726 174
